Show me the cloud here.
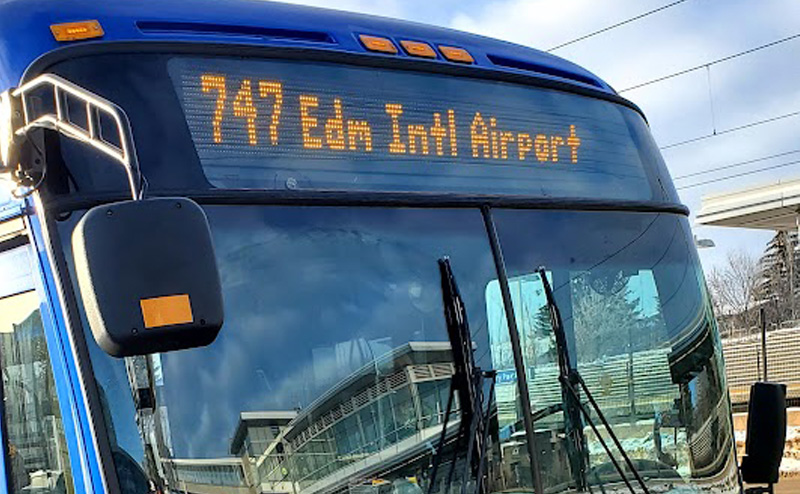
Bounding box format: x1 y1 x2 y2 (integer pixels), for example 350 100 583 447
447 0 800 270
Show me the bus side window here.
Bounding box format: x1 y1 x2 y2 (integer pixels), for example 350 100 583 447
0 244 75 494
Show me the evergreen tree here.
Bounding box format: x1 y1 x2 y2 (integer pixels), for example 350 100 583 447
519 302 556 366
756 231 800 328
570 273 659 362
530 305 556 364
532 305 552 339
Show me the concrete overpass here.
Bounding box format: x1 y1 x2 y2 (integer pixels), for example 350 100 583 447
697 178 800 231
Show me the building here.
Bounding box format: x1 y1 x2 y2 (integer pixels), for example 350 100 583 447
256 342 455 494
0 307 72 491
165 342 457 494
696 178 800 231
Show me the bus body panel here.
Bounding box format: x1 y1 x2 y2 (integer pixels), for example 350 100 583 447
24 204 107 494
0 0 612 93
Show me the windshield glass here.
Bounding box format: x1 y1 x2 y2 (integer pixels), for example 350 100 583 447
39 53 676 203
489 210 739 492
57 205 737 494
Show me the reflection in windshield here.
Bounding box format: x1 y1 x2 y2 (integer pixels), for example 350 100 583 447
64 206 740 494
491 210 739 493
82 207 521 494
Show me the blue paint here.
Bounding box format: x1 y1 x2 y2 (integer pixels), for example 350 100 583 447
0 0 612 92
25 201 105 494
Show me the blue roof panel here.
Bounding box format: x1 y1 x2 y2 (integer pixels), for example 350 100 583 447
0 0 614 93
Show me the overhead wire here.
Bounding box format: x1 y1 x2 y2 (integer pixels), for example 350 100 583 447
619 33 800 93
676 159 800 190
547 0 689 52
659 110 800 150
541 4 800 225
674 150 800 181
555 26 800 154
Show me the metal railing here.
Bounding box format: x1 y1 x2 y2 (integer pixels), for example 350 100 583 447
722 326 800 408
11 74 143 199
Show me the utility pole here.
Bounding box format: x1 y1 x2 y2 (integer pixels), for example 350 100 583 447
787 229 796 322
760 307 768 382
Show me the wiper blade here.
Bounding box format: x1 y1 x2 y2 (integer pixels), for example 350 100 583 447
537 267 651 494
428 257 497 494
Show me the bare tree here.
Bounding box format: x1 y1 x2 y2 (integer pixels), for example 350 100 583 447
707 249 761 338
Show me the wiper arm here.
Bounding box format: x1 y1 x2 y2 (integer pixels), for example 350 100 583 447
428 257 497 494
537 267 651 494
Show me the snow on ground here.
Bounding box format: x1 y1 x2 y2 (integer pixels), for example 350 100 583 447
737 424 800 476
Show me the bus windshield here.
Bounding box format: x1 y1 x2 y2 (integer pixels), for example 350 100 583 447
59 205 738 494
43 51 733 494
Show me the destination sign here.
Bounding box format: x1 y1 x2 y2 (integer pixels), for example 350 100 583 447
170 58 654 200
194 73 580 163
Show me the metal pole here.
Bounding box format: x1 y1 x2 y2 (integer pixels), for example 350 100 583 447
787 227 797 322
761 306 768 382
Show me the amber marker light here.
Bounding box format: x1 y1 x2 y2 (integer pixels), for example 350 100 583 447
400 40 437 59
51 20 104 42
359 34 398 54
439 45 474 64
140 294 194 329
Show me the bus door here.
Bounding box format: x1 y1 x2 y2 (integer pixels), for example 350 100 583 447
0 216 76 494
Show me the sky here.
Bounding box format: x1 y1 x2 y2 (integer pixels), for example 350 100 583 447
3 0 800 272
273 0 800 271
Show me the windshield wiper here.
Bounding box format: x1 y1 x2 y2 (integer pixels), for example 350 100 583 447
427 257 497 494
537 267 651 494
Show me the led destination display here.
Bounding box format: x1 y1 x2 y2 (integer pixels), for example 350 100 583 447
170 58 657 199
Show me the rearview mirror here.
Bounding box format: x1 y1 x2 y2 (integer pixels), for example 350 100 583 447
741 382 787 485
72 197 224 357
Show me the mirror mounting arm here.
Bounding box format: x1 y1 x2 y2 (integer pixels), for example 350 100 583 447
1 74 145 200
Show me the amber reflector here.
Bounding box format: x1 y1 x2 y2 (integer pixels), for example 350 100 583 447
140 294 193 329
359 34 398 54
51 20 104 42
400 40 437 58
439 45 474 64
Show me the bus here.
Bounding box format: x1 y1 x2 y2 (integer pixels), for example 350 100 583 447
0 1 785 494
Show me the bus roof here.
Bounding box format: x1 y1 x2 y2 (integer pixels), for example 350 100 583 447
0 0 614 94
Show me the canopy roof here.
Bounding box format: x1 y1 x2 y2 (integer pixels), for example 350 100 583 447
696 178 800 231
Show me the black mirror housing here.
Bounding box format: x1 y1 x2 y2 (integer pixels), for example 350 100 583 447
72 197 223 357
741 382 787 484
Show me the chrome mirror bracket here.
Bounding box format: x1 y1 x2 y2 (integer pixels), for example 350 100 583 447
1 74 144 200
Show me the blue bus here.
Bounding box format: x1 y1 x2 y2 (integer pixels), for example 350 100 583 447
0 1 785 494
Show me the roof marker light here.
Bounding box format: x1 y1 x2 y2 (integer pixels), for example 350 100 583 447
359 34 398 54
400 40 437 59
51 20 104 42
439 45 474 64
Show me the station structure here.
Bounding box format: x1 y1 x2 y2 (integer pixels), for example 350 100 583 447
697 178 800 232
698 178 800 407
